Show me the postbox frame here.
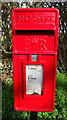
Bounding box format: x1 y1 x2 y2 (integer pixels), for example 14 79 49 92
12 8 59 112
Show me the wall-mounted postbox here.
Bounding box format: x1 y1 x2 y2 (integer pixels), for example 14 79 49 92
12 8 59 112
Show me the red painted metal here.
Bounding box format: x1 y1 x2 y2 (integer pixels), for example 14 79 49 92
12 8 59 112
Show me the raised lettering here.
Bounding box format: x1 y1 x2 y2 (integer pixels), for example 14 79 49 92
16 15 54 22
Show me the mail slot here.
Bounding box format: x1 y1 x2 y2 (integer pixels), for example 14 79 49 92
12 8 59 112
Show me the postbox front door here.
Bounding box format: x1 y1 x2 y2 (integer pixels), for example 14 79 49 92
12 8 59 112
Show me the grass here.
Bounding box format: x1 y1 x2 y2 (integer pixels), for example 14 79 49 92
2 73 67 120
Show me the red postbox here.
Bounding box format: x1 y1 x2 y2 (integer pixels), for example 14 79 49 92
12 8 59 112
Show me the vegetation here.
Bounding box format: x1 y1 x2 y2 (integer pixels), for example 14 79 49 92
2 73 67 120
